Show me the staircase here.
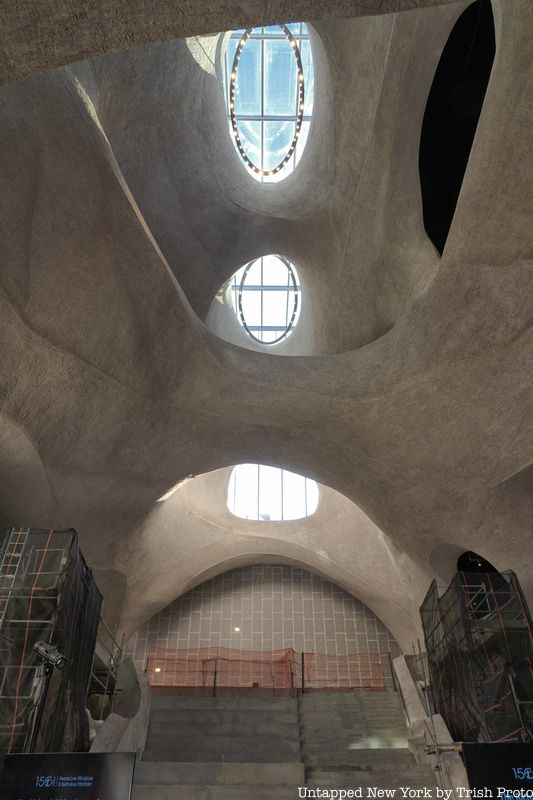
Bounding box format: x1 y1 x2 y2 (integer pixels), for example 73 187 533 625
133 691 436 798
299 691 436 790
133 695 304 799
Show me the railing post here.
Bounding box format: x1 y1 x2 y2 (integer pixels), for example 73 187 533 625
290 650 294 696
388 651 398 692
301 652 305 694
212 658 218 698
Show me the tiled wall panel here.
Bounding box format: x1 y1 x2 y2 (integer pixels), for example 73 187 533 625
126 565 400 668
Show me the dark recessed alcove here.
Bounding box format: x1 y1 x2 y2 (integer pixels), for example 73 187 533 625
419 0 495 255
457 550 500 574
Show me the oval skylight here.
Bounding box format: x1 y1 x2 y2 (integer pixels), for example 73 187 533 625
228 255 301 344
225 23 314 182
228 464 319 521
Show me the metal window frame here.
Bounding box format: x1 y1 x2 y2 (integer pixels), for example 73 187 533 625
236 255 300 345
228 464 316 522
227 23 311 181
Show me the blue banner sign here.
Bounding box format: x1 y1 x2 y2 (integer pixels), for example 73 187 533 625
463 743 533 797
0 752 135 800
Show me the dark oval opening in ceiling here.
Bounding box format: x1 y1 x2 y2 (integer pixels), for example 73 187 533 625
419 0 495 256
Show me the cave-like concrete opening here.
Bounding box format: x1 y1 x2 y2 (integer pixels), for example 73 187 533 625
419 0 495 255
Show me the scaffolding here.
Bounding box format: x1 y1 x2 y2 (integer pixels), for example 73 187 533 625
420 570 533 743
0 528 102 754
87 617 124 721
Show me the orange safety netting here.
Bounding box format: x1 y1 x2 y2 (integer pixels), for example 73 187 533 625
146 646 389 691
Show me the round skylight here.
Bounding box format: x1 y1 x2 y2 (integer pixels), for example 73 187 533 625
228 464 319 521
228 255 301 345
224 23 314 182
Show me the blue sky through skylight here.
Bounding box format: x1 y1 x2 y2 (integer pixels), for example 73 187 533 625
225 23 314 181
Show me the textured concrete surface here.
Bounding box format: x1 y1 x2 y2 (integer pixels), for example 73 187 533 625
0 0 531 654
90 659 151 753
0 0 464 86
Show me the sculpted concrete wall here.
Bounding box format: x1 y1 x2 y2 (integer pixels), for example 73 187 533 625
0 0 465 86
0 0 531 653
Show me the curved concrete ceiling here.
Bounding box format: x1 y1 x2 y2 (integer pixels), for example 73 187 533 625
0 0 531 651
0 0 466 86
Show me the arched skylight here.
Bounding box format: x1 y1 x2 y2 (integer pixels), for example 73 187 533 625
224 23 314 182
228 464 319 521
227 255 301 344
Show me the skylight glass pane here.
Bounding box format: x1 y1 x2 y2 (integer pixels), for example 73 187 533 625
246 258 263 284
282 470 307 520
228 465 319 521
234 38 261 115
258 466 282 520
226 255 300 345
306 478 319 516
226 38 239 76
294 120 311 168
300 40 314 114
225 23 314 182
264 39 298 116
263 25 284 36
238 120 262 170
286 23 304 35
230 464 259 519
240 284 262 331
263 254 288 284
263 120 295 172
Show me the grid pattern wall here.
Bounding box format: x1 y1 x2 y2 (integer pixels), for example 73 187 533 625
126 565 400 669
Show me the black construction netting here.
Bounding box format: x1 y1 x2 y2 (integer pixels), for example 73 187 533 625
0 528 102 754
420 570 533 743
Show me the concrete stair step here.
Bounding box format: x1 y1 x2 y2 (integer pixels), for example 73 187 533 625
132 785 299 800
302 737 408 748
150 708 297 724
300 712 404 720
145 733 299 749
148 720 299 737
150 696 296 711
303 749 410 759
301 690 394 696
135 761 305 785
301 694 400 699
307 765 435 781
300 696 401 703
301 726 406 735
144 750 301 763
306 778 437 790
302 735 407 742
300 714 404 721
301 707 402 716
302 748 415 768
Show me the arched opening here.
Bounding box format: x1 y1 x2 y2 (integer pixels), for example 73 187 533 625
419 0 495 255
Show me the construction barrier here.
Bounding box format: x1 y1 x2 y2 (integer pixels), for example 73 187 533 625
146 645 390 693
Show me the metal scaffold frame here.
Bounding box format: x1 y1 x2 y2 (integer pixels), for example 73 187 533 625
0 528 103 754
421 570 533 743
